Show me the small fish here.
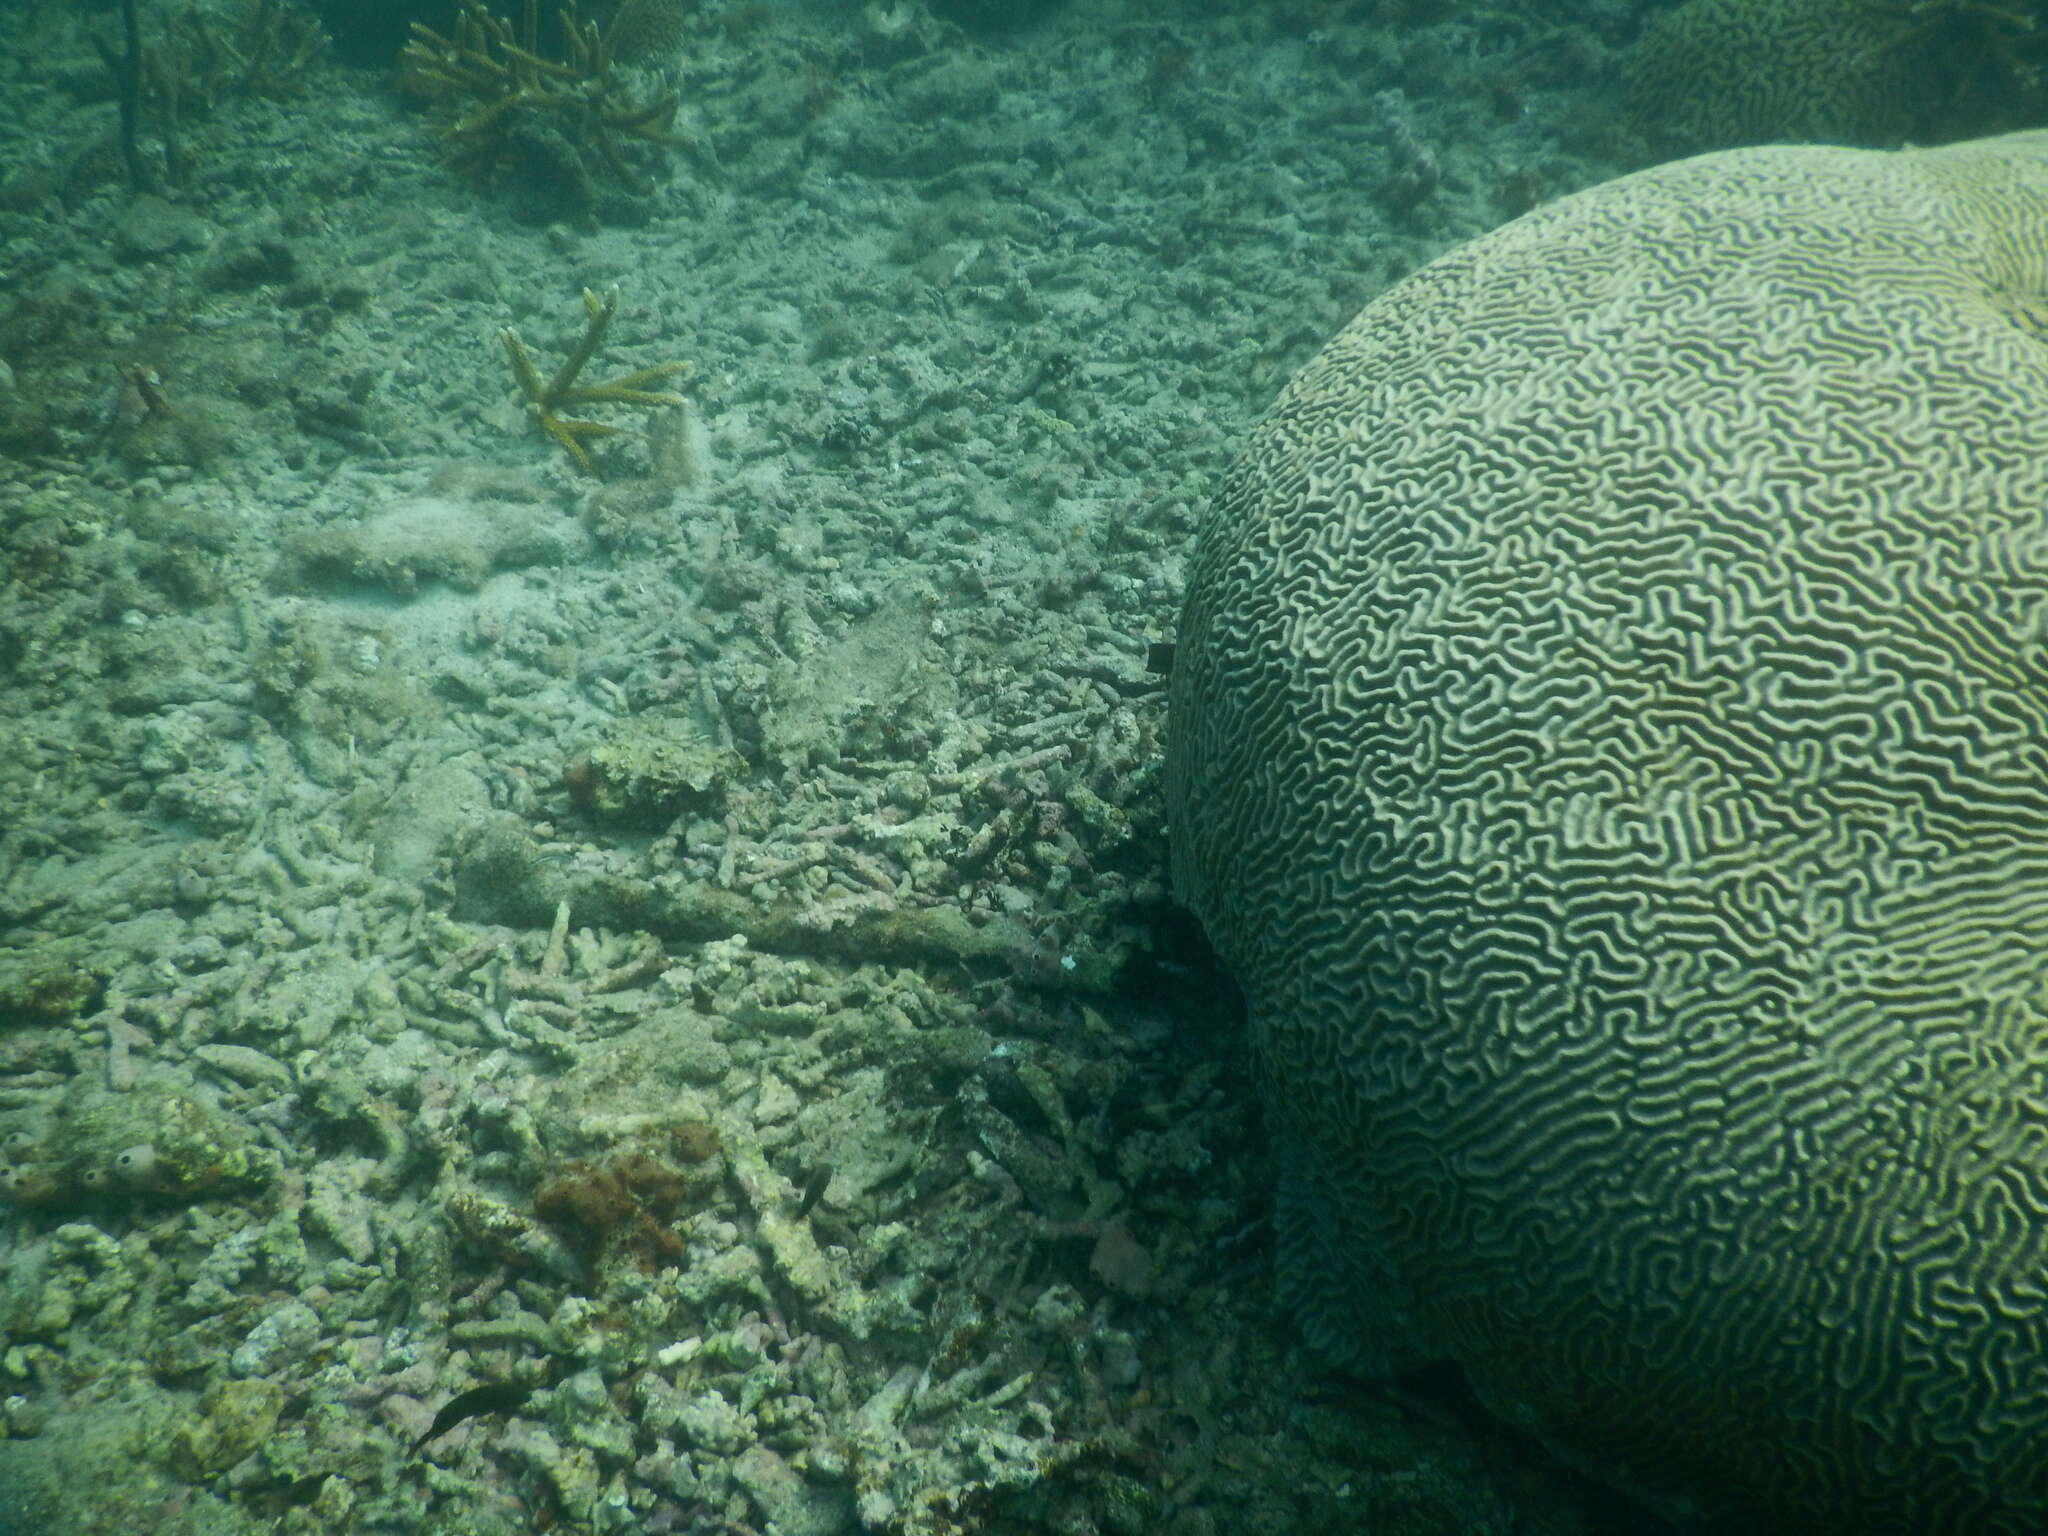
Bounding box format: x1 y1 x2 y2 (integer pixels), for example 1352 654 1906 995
794 1164 831 1218
409 1382 534 1456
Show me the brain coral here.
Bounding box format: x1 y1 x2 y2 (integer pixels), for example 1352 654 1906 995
1166 131 2048 1533
1626 0 2048 152
1624 0 1917 148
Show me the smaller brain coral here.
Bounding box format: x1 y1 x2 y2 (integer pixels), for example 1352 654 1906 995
1628 0 2048 152
1625 0 1915 148
604 0 694 64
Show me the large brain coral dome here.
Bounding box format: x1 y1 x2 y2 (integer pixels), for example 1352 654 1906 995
1166 130 2048 1533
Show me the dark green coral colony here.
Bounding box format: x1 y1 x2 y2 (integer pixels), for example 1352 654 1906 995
1167 131 2048 1533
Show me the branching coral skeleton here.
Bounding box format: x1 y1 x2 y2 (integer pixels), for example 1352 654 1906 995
500 284 688 474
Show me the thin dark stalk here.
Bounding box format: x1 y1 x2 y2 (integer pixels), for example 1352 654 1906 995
159 25 184 186
117 0 148 187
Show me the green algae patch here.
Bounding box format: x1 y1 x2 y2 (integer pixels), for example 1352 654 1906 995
5 1082 274 1212
570 722 745 827
169 1378 285 1477
0 946 107 1029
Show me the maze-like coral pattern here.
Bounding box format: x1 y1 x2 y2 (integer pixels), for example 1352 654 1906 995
1167 132 2048 1533
1624 0 1915 149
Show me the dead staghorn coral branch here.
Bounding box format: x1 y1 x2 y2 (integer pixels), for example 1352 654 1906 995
500 285 688 475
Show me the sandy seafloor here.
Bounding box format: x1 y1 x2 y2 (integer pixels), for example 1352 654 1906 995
0 1 1669 1532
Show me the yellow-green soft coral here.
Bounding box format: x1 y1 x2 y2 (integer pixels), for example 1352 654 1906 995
400 0 686 201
